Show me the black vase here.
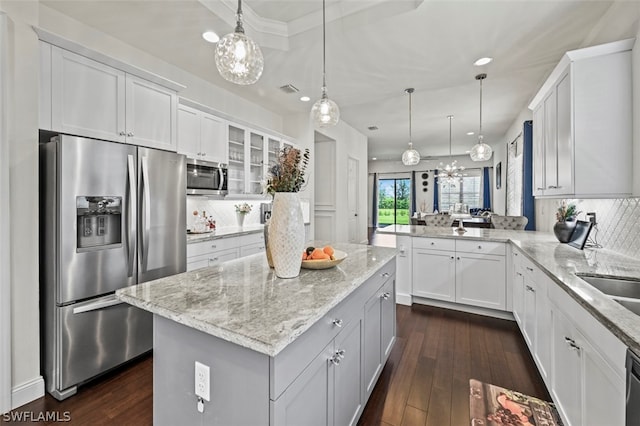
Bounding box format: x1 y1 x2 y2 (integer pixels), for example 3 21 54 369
553 220 577 243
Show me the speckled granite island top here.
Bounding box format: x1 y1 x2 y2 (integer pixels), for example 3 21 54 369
379 224 640 356
117 242 397 357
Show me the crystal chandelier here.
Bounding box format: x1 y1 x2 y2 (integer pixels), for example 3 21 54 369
401 88 420 166
311 0 340 127
470 73 493 161
437 115 465 186
215 0 264 85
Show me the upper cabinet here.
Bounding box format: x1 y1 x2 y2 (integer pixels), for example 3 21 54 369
529 38 634 198
177 104 227 164
41 43 178 151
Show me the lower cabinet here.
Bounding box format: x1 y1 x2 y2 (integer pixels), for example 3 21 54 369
412 238 507 310
187 232 265 272
272 261 396 426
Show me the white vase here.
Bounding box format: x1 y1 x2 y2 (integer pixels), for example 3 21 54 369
268 192 304 278
236 212 245 227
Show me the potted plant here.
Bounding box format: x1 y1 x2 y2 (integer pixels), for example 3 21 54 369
553 201 580 243
265 146 310 278
234 202 252 227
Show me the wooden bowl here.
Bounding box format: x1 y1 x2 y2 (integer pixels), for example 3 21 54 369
301 250 347 270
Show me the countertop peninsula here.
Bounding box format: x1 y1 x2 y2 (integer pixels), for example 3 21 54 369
117 242 397 356
186 224 264 244
378 224 640 356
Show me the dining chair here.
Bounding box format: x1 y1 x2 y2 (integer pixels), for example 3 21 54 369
423 214 454 227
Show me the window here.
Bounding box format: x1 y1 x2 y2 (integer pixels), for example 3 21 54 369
377 178 410 225
439 169 482 212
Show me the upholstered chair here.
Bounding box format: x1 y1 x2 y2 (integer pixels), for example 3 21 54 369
423 214 454 227
490 215 528 230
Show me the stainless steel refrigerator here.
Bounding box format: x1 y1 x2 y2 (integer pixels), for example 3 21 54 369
40 135 186 400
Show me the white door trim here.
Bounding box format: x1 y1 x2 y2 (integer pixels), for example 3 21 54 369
0 12 13 415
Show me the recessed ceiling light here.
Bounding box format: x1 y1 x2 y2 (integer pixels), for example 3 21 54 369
467 131 475 135
474 57 493 66
202 31 220 43
372 157 377 161
300 96 310 102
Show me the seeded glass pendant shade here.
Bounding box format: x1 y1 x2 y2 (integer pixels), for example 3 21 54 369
470 73 493 161
312 0 340 127
215 0 264 85
402 88 420 166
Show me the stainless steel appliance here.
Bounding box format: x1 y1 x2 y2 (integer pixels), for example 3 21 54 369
260 202 272 224
627 349 640 425
40 135 186 400
186 158 227 196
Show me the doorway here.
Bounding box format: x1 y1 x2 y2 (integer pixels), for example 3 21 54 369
377 178 410 226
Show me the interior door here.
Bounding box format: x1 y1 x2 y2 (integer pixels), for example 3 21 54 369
137 147 186 283
347 157 359 243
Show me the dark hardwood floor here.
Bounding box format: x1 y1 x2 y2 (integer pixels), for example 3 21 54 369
3 305 548 425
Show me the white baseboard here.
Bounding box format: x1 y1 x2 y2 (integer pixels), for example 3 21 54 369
411 297 515 321
12 376 44 410
396 292 412 306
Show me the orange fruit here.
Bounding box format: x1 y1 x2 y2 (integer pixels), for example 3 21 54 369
302 252 307 260
311 248 325 259
323 246 334 256
314 252 330 260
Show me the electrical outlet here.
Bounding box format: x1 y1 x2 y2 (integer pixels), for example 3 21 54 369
195 361 210 401
587 212 597 225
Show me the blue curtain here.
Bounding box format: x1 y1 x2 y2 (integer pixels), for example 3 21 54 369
522 121 535 230
482 167 491 210
433 169 439 212
410 171 417 216
372 173 378 228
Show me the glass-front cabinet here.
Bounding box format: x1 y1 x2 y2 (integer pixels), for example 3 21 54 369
227 125 246 195
248 132 265 195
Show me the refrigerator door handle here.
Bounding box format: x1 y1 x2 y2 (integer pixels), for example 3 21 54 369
72 294 123 314
140 155 151 272
126 154 136 278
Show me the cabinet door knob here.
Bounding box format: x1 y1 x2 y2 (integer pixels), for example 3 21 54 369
430 242 435 246
513 253 518 257
525 285 535 292
211 245 217 249
456 257 460 260
478 245 482 249
526 267 534 272
380 272 390 278
202 152 206 156
119 131 126 136
329 355 341 365
127 132 134 137
450 256 455 260
332 318 343 328
381 292 391 300
336 349 346 359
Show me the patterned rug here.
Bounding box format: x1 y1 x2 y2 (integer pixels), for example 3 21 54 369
469 379 563 426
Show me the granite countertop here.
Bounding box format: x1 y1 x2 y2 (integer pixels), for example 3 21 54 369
117 242 397 357
186 225 264 244
378 224 640 356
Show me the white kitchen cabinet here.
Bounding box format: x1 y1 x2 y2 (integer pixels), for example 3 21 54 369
49 45 177 151
548 280 625 426
186 232 265 272
177 104 227 164
412 238 507 310
529 39 633 198
227 124 265 196
39 41 52 130
363 274 395 399
395 235 412 305
511 251 524 325
333 317 363 426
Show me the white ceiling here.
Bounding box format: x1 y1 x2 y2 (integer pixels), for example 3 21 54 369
41 0 640 161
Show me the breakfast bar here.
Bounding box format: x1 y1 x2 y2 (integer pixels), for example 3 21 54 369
117 242 397 425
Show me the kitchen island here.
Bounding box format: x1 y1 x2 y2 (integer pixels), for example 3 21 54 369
117 242 397 426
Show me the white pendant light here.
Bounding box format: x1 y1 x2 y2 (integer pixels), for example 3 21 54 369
470 73 493 161
437 115 465 186
401 88 420 166
215 0 264 85
311 0 340 127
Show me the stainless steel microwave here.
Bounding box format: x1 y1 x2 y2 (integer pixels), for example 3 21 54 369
186 159 228 196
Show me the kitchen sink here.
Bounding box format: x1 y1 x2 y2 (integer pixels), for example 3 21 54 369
575 273 640 315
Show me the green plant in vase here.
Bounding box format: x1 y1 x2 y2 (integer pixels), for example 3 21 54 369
554 201 580 243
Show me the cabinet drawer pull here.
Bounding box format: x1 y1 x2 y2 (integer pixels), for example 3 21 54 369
208 257 218 262
525 285 535 292
127 132 134 137
332 318 343 328
456 257 460 260
380 272 390 278
202 152 206 156
430 242 435 246
516 272 523 276
211 244 217 249
381 292 391 300
336 349 346 359
536 187 545 190
119 131 126 136
329 355 341 365
564 336 581 351
526 267 534 272
547 185 558 189
450 256 455 260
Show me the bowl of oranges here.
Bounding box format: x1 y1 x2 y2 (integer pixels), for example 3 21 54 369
301 245 347 270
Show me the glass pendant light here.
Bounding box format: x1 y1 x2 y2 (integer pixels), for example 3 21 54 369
311 0 340 127
470 73 493 161
401 88 420 166
215 0 264 85
437 115 465 186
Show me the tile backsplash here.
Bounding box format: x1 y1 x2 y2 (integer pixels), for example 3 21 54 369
536 197 640 259
186 198 263 230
